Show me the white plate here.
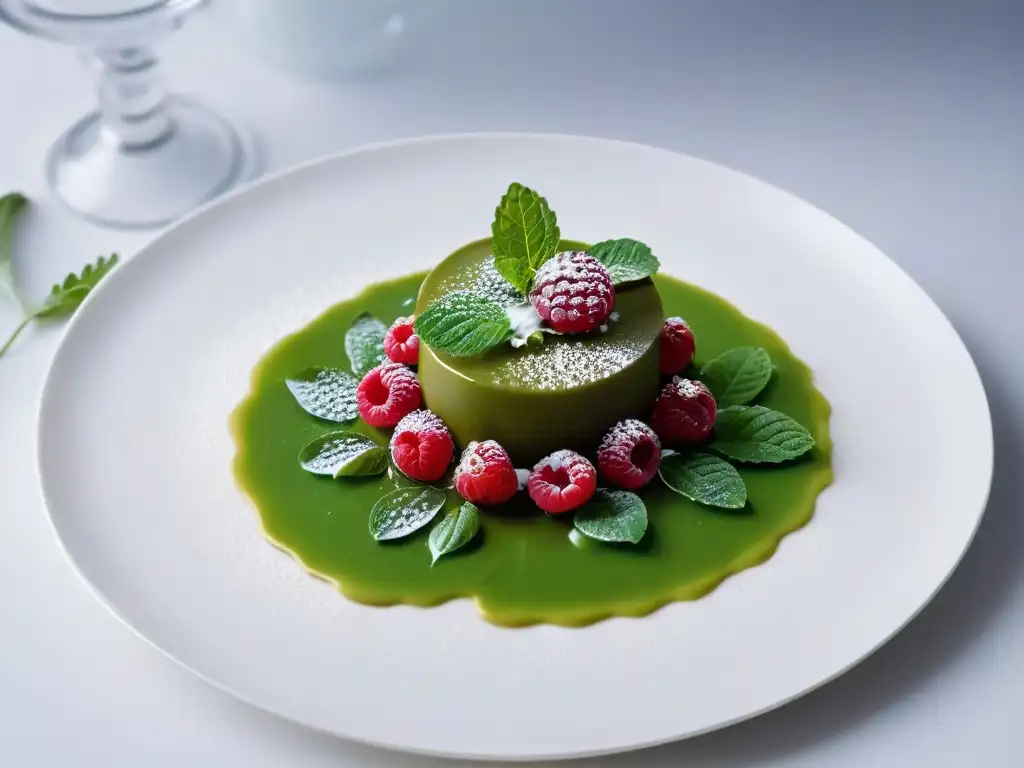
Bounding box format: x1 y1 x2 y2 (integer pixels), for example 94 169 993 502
38 134 992 761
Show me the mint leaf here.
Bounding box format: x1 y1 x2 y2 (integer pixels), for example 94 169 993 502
428 501 481 564
588 238 660 285
345 312 387 377
34 254 119 319
0 192 29 315
369 486 447 541
491 182 560 294
712 405 815 463
415 291 513 357
700 347 773 407
659 452 747 509
286 367 359 423
298 431 386 477
574 489 648 544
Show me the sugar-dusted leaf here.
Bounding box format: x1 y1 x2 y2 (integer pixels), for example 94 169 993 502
700 347 773 407
369 486 447 541
573 489 648 544
588 238 660 285
414 291 513 357
35 254 119 319
285 367 359 423
659 452 747 509
345 312 387 377
0 191 29 315
712 405 815 463
429 502 481 564
490 182 560 294
298 431 387 477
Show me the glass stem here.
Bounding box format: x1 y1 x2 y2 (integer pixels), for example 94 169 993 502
90 46 174 151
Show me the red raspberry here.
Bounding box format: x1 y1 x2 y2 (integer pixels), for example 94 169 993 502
383 316 420 365
659 316 695 375
651 377 717 444
597 419 662 490
529 251 615 334
389 410 454 482
454 440 519 505
527 450 598 515
356 363 421 428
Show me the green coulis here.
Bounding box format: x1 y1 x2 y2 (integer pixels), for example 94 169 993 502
230 256 833 627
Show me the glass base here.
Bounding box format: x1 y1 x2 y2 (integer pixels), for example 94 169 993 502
46 95 258 229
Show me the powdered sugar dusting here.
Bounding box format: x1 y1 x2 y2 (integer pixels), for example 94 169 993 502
493 333 649 391
391 408 447 437
437 256 521 307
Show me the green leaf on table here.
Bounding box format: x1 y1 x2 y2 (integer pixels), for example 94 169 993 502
428 501 481 564
712 405 815 464
659 452 747 509
0 192 29 313
369 486 447 541
588 238 660 285
285 367 360 423
414 291 513 357
700 347 773 407
573 489 648 544
34 254 119 319
490 182 560 294
344 312 387 377
298 431 387 477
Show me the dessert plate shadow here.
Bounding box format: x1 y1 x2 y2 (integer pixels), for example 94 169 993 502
37 134 992 761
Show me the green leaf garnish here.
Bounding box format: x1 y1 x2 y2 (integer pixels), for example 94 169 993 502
428 501 481 564
587 238 660 285
659 452 747 509
490 182 560 294
34 254 119 319
285 367 360 423
298 431 387 477
0 192 29 316
700 347 773 407
345 312 387 377
573 489 648 544
712 405 815 463
414 291 513 357
369 486 447 541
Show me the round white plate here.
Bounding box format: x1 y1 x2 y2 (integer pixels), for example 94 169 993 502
38 134 992 761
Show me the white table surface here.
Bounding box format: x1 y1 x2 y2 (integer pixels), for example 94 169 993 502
1 1 1021 765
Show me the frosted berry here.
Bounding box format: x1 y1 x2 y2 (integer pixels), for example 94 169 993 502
389 410 454 482
651 377 717 444
454 440 519 506
356 363 421 428
529 251 615 335
597 419 662 490
383 316 420 365
527 449 598 515
659 316 695 375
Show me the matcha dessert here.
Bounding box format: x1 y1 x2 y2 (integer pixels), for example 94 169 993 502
230 182 833 626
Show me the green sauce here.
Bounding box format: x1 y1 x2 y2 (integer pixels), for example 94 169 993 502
230 263 832 627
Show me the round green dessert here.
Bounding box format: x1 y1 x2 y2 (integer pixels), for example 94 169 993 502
415 238 663 466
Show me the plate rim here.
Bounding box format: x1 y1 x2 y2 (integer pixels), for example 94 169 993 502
35 132 995 761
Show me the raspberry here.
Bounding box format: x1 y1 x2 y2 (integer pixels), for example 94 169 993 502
383 316 420 365
597 419 662 490
659 316 695 375
651 377 717 444
356 363 421 428
527 450 597 515
454 440 519 505
529 251 615 334
389 410 454 482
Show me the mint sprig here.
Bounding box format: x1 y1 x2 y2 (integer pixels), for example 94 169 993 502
369 486 447 541
491 182 560 295
429 501 481 564
298 431 387 477
588 238 660 285
574 490 648 544
345 312 387 376
712 405 815 463
700 347 773 408
286 367 360 423
415 291 513 357
659 452 747 509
